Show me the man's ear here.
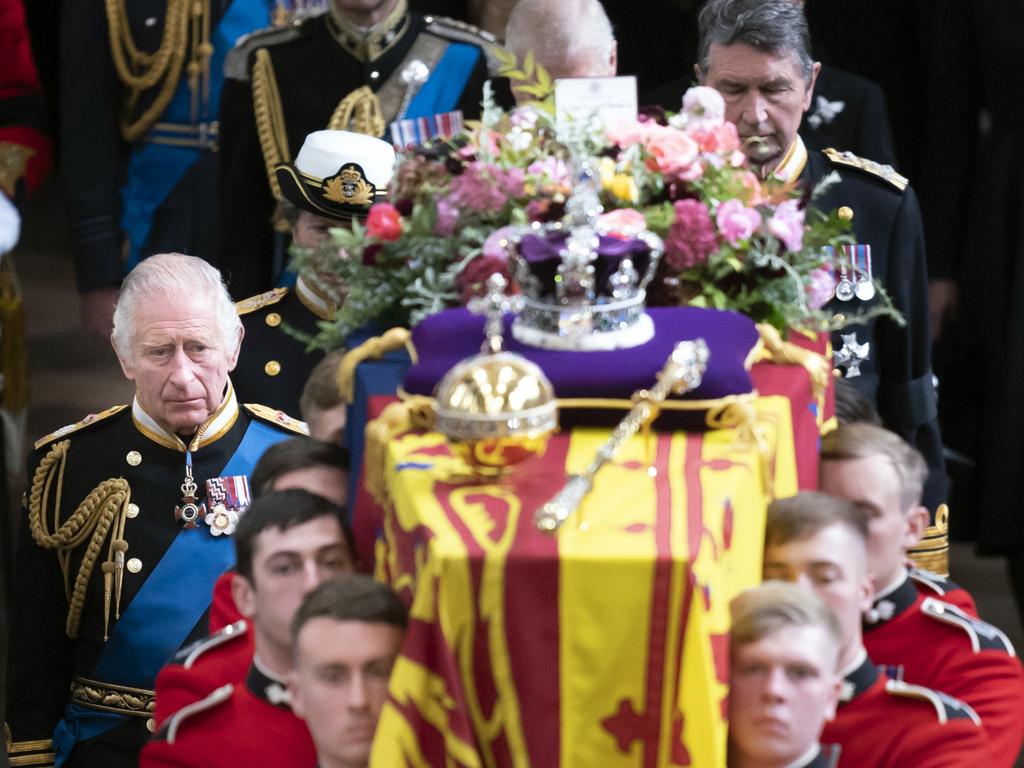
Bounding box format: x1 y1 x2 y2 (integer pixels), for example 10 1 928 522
607 40 618 76
802 60 822 112
903 505 930 550
231 571 257 619
694 63 704 84
823 672 842 721
226 325 244 372
859 571 875 613
114 339 136 381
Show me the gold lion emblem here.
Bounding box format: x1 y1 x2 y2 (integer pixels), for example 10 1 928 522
322 163 374 206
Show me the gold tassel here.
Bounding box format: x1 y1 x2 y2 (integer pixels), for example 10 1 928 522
754 323 831 400
706 399 774 497
364 397 435 505
335 327 413 403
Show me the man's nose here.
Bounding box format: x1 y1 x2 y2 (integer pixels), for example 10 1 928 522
347 672 370 710
302 558 321 592
168 347 196 387
762 667 788 700
738 91 769 127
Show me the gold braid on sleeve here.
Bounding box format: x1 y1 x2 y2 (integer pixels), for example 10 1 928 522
251 47 291 200
27 440 132 641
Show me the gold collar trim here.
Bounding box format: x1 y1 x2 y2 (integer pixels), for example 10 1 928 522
328 0 409 62
296 274 338 321
131 382 239 452
772 136 808 191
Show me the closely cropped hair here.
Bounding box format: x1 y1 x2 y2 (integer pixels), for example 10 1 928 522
234 489 350 580
291 573 407 649
731 581 843 655
111 253 241 361
765 491 868 550
833 380 882 426
821 422 926 509
299 349 348 424
505 0 614 75
250 437 350 498
697 0 814 81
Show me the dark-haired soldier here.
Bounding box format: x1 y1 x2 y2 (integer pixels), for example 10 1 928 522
142 490 354 767
289 574 407 768
697 0 946 512
219 0 501 298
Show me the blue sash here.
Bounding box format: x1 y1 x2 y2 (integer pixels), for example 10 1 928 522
121 0 272 269
52 418 287 764
402 42 480 121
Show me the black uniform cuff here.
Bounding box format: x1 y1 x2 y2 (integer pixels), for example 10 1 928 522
878 372 938 431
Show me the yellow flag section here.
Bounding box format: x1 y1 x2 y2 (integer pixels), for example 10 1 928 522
369 394 798 767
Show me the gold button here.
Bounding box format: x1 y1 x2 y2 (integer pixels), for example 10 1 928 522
264 360 281 377
126 503 140 519
127 558 143 574
146 717 156 733
126 450 142 466
265 312 282 327
838 206 854 222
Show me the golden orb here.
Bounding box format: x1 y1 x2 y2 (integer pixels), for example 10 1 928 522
433 351 557 474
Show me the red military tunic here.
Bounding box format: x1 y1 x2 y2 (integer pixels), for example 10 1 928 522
909 567 978 617
209 570 244 632
152 619 252 728
821 652 985 767
863 571 1024 763
141 661 316 768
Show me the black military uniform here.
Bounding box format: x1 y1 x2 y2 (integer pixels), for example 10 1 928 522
60 0 278 294
800 65 896 167
799 140 947 510
233 281 333 416
4 387 305 767
217 0 500 298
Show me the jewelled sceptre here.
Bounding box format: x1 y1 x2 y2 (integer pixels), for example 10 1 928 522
534 339 710 533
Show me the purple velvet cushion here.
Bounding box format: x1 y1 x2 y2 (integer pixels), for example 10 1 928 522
404 306 758 402
517 232 653 298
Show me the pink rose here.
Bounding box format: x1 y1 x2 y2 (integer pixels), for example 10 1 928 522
665 198 718 270
644 125 700 177
606 118 651 147
597 208 648 239
482 226 516 261
691 121 741 154
806 266 837 310
716 199 762 246
527 156 571 186
767 199 805 252
434 198 459 236
740 172 765 206
365 203 403 241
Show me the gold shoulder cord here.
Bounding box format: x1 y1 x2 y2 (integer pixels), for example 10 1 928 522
27 440 132 641
104 0 213 142
328 86 386 138
251 47 291 199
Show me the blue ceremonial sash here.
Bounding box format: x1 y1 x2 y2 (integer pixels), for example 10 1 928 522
402 42 480 121
51 418 287 764
120 0 273 269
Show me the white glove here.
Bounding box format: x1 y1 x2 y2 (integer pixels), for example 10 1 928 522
0 193 20 255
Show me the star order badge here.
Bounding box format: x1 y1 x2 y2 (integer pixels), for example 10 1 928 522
835 333 870 378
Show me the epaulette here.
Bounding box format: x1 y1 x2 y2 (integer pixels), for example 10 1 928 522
243 403 310 436
920 597 1015 655
171 620 248 669
823 147 909 192
34 405 128 450
160 684 234 745
423 15 503 76
909 567 960 598
225 23 308 81
884 679 981 726
235 287 289 316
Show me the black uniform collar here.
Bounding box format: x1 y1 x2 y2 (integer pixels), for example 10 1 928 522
838 649 878 704
246 657 292 710
864 570 917 629
327 0 410 62
788 745 839 768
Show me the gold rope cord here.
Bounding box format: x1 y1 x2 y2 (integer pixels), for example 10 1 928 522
28 440 131 639
251 48 291 199
328 86 386 138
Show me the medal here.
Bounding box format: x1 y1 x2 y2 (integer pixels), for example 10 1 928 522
853 245 875 300
175 450 207 529
835 249 855 301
